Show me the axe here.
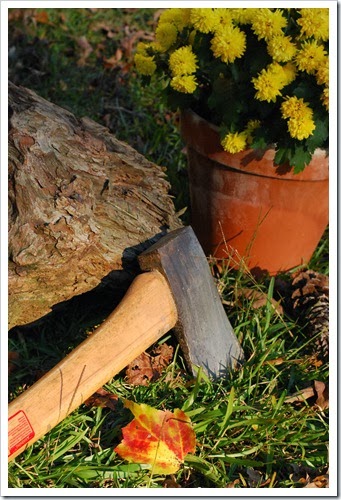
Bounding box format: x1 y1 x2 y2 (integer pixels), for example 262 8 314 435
8 226 243 461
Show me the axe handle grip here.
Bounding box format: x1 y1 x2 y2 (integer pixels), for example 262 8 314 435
8 270 177 461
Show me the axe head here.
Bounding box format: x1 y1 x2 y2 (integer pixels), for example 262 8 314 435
139 226 244 378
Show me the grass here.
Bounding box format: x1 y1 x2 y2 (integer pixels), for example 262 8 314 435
8 268 329 488
8 8 329 489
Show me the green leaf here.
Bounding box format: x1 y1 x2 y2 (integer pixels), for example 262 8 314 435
51 428 89 461
218 386 235 436
306 118 329 152
289 146 312 173
251 135 268 150
274 147 289 166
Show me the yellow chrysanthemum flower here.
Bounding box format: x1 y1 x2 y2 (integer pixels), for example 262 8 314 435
210 25 247 64
232 8 259 25
287 117 316 140
295 40 327 75
170 75 197 94
221 131 248 154
134 53 157 76
321 87 329 110
245 119 261 144
136 42 150 56
213 8 233 27
169 46 198 76
268 62 294 85
148 41 163 53
155 22 178 52
190 8 217 33
267 35 297 62
252 74 282 103
281 96 315 140
297 8 329 42
221 132 247 154
251 9 287 41
280 95 310 119
245 119 261 132
281 62 297 86
252 63 286 103
316 57 329 86
158 8 192 32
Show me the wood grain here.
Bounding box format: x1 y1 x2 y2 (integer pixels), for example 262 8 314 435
8 82 181 329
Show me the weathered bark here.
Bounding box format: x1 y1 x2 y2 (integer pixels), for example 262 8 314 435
8 82 181 329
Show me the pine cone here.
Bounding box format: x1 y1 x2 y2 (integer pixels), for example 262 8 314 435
289 270 329 361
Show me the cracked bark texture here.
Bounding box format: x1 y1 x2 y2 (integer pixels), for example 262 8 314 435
8 82 181 329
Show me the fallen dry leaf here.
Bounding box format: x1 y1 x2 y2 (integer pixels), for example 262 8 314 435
125 343 173 386
125 352 154 386
84 387 118 411
76 36 93 67
115 399 196 474
151 344 174 372
91 21 121 44
304 474 329 488
121 29 154 58
246 467 263 487
308 354 324 368
236 288 283 315
8 9 27 22
226 478 241 488
265 357 304 366
266 357 285 366
163 476 181 488
313 380 329 411
285 386 316 404
103 49 123 69
33 10 50 25
285 380 329 410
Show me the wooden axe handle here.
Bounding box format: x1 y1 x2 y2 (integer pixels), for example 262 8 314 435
8 270 177 461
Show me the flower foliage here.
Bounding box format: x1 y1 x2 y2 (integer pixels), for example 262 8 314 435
134 8 329 172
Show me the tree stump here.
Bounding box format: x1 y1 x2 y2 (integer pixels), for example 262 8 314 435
8 82 182 330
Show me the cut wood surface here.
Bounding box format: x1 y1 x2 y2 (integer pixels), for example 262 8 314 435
8 82 181 329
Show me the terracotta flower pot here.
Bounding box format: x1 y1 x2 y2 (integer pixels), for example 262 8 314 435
180 109 329 276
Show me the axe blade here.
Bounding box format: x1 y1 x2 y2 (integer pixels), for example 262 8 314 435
139 226 244 378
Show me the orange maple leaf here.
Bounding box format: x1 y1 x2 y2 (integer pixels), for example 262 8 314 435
114 399 196 474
